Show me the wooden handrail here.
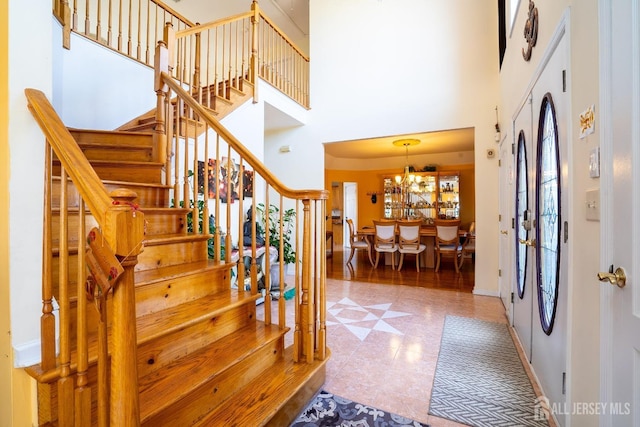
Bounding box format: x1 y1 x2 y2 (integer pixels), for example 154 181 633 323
258 11 309 61
25 88 112 225
159 71 327 201
149 0 195 28
175 11 253 38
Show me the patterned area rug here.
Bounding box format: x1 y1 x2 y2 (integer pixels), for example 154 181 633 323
428 316 548 427
291 390 428 426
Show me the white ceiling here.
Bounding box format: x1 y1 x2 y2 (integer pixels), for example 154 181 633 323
270 0 309 36
323 128 475 159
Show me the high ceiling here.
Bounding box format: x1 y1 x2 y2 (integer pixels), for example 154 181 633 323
323 128 475 159
260 0 475 160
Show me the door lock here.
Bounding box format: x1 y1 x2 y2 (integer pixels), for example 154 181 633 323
518 238 536 247
597 267 626 288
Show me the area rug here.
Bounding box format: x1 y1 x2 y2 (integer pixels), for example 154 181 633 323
291 390 428 426
428 316 548 427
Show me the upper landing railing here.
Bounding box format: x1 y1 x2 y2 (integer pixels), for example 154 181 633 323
53 0 310 108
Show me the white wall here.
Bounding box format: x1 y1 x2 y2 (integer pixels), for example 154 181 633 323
285 0 501 295
9 0 52 363
53 29 156 129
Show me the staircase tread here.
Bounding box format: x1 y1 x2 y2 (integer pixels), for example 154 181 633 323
136 289 261 345
195 346 330 427
138 322 288 422
25 289 260 382
143 232 213 246
68 127 154 136
135 259 232 285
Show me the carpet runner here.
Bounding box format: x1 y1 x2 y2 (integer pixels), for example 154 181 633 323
291 390 428 426
428 315 549 427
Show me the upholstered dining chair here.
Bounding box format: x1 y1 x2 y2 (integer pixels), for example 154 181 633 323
434 219 462 273
397 219 426 271
458 221 476 269
345 218 373 266
372 219 398 269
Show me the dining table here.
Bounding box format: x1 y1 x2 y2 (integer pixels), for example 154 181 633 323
357 225 467 269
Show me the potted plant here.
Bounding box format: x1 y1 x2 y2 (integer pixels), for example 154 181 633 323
256 203 296 290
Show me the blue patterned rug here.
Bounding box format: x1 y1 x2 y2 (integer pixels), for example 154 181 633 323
428 316 548 427
291 390 428 426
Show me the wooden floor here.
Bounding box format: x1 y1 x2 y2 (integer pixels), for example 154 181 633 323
326 246 475 292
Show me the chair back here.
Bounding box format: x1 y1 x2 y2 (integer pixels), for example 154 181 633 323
434 219 461 246
373 219 397 248
346 218 357 243
397 219 422 249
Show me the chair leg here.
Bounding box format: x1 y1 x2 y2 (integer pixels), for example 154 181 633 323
454 251 460 273
374 251 380 268
397 253 404 271
415 254 420 272
346 247 356 265
367 248 374 266
435 251 440 272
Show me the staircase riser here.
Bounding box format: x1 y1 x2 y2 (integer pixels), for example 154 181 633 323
77 147 153 162
52 179 170 210
135 268 230 318
53 163 163 185
51 214 187 255
141 337 284 426
69 129 154 148
136 240 210 271
137 304 255 380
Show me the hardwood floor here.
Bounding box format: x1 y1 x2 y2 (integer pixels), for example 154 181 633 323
326 246 475 292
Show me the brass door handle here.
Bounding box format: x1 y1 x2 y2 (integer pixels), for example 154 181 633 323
597 267 626 288
518 238 536 247
500 230 508 235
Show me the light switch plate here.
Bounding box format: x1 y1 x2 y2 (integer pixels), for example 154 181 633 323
589 147 600 178
586 189 599 221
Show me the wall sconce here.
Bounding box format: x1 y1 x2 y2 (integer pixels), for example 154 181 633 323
367 191 382 203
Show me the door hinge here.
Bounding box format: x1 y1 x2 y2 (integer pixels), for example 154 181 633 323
512 143 515 155
562 70 567 92
512 218 515 229
499 214 502 221
562 372 566 394
498 159 502 167
564 221 568 243
511 292 514 303
498 269 502 277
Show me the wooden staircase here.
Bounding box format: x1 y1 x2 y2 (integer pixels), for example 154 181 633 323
117 78 253 134
25 125 327 426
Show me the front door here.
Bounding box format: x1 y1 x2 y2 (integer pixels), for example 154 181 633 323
499 136 514 321
512 97 535 362
600 1 640 424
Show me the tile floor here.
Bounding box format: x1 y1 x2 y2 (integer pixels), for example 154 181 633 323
258 253 554 427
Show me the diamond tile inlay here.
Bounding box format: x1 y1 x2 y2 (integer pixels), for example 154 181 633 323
326 297 411 341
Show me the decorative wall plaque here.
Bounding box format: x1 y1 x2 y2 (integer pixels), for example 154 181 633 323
522 0 538 61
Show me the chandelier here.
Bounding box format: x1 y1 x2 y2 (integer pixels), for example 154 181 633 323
393 138 421 187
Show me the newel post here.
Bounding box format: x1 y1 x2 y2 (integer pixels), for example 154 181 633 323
154 39 170 166
299 200 315 363
250 0 260 103
105 189 145 426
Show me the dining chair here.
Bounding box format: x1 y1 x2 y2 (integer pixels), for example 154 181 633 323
345 218 373 266
458 221 476 269
434 219 462 273
372 219 398 269
397 219 426 271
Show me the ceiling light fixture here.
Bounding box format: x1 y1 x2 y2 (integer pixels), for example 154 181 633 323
393 138 421 186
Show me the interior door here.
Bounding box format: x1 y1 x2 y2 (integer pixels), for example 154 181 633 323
512 96 534 362
343 182 358 247
498 136 514 321
600 1 640 424
529 30 568 426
